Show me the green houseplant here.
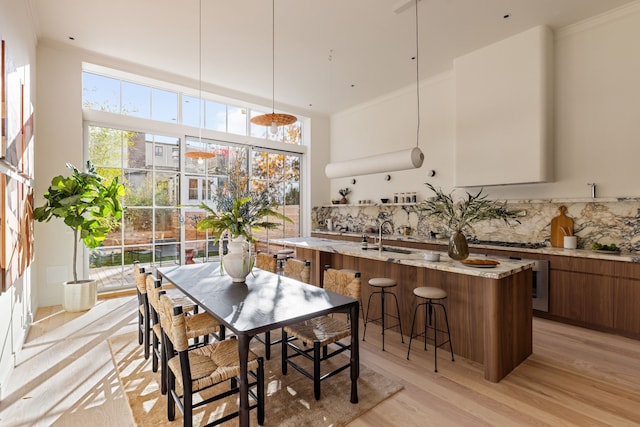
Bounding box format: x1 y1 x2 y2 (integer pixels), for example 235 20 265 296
34 161 125 310
419 183 521 260
338 187 351 204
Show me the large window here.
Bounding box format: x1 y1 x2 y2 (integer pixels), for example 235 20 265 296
82 70 302 144
86 126 301 292
83 67 304 292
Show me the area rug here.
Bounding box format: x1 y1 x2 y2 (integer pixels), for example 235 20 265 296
109 331 403 426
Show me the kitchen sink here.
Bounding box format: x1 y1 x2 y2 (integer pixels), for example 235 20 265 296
382 246 414 254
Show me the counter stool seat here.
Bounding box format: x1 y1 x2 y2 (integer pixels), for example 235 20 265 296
406 286 454 372
276 249 295 273
363 277 404 351
414 286 447 300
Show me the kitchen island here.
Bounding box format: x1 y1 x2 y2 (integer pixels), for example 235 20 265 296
273 237 536 382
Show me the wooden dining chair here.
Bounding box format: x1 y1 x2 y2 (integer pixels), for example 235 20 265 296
254 258 311 360
153 280 224 395
255 252 278 273
254 252 282 359
134 262 151 358
281 267 361 400
282 258 311 283
161 294 265 427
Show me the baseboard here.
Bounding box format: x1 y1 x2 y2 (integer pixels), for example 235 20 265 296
98 289 136 300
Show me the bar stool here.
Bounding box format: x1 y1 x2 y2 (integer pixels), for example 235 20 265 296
362 278 404 351
276 249 294 273
406 286 454 372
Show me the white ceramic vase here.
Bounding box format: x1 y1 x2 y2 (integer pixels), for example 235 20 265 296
222 235 253 282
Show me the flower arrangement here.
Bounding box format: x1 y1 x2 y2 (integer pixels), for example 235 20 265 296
195 154 292 245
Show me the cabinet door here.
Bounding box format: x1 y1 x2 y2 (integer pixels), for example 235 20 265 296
614 262 640 336
549 270 614 328
614 279 640 336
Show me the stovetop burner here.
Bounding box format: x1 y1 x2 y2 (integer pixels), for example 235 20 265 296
468 239 547 249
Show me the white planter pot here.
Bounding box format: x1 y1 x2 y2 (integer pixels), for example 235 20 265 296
63 279 97 312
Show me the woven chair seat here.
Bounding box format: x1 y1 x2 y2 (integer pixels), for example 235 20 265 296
167 339 259 392
172 295 196 312
284 315 351 346
185 312 221 339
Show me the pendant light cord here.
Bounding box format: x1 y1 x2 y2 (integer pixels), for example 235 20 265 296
198 0 203 142
415 0 420 148
271 0 275 114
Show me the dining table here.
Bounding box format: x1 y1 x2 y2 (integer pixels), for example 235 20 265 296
156 262 360 427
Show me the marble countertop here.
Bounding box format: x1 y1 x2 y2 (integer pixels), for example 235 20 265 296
311 230 640 263
273 237 536 280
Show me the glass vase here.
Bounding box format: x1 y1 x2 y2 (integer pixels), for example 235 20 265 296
448 231 469 261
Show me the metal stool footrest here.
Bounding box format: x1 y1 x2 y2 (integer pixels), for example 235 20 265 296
363 285 404 351
406 297 454 372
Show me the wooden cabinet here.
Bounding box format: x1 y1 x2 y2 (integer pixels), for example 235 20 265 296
548 270 614 328
613 263 640 336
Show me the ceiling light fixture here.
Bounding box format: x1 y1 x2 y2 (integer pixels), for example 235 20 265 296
186 0 214 162
324 0 423 179
250 0 297 134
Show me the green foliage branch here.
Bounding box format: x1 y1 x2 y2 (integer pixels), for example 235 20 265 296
195 155 292 245
419 183 521 234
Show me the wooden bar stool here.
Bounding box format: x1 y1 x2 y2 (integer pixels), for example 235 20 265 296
406 286 454 372
362 278 404 351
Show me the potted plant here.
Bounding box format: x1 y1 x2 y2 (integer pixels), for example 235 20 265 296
418 183 521 260
34 161 125 311
338 187 351 204
195 156 291 282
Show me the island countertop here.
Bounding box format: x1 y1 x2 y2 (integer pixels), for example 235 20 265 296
272 237 535 280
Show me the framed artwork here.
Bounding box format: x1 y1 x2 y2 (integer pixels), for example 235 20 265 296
2 173 20 291
0 173 33 292
1 39 6 159
4 42 22 169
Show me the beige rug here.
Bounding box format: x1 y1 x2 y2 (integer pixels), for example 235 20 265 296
109 331 403 426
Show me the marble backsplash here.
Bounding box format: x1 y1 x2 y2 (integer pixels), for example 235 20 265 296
312 198 640 253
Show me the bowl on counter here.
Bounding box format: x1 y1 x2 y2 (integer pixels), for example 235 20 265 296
423 251 440 262
380 198 389 204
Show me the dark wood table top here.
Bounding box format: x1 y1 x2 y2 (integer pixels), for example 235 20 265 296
156 262 357 336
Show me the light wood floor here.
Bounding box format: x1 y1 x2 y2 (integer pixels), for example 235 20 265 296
1 295 639 426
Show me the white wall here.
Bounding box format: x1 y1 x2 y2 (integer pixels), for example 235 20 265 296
328 4 640 203
34 43 85 308
0 0 37 397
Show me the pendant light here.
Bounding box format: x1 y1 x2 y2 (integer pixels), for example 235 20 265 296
185 0 214 162
324 0 424 179
250 0 297 133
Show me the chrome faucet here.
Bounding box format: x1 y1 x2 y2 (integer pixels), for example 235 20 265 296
377 220 394 251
